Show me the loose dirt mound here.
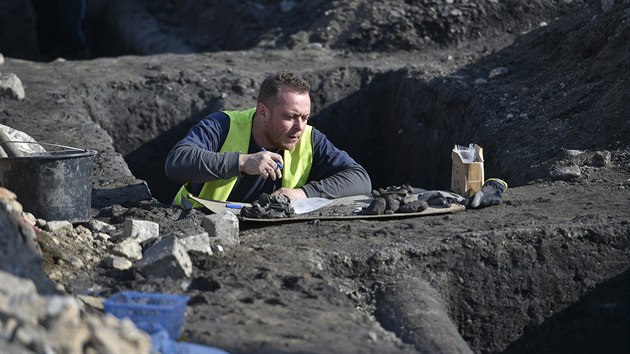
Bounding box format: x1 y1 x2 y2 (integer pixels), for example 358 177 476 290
143 0 586 52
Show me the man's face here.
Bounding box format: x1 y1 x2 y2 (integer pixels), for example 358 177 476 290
259 87 311 150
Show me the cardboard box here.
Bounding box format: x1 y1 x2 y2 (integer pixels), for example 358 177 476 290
451 144 484 198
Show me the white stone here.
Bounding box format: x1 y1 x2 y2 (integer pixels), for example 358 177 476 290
68 255 85 269
0 73 25 100
23 212 36 226
85 220 116 234
45 220 73 233
550 164 582 181
202 212 239 246
112 239 143 261
178 232 213 256
0 270 37 296
123 219 159 242
474 78 488 85
0 53 4 65
95 232 111 242
138 236 192 278
36 218 47 228
103 256 132 270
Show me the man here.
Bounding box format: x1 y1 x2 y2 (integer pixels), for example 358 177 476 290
165 72 371 208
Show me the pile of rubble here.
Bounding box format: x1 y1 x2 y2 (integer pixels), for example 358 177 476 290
0 188 151 352
35 211 240 280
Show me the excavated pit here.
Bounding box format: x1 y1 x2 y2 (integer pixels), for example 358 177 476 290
94 67 508 203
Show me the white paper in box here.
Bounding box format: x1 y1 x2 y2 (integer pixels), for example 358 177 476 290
451 144 484 198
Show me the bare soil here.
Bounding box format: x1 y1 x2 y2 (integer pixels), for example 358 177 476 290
0 0 629 353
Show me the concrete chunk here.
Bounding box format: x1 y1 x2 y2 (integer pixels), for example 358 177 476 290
123 219 159 242
102 256 132 270
85 220 116 234
592 150 611 167
45 220 73 233
112 239 143 261
138 236 192 278
0 73 25 100
202 212 239 246
178 232 213 256
550 164 582 181
0 270 37 296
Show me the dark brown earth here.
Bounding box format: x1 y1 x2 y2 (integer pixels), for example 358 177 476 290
0 0 629 353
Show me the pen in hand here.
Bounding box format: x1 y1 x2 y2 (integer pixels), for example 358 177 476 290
261 147 283 170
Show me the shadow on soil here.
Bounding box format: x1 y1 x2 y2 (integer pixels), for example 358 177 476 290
502 268 630 354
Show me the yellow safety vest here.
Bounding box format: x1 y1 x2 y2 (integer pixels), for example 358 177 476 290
173 108 313 208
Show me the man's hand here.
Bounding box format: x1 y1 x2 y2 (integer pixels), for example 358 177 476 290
239 151 284 181
272 187 306 201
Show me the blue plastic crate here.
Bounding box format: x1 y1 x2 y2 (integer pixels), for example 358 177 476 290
104 291 189 340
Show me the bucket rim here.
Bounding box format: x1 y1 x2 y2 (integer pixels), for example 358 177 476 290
0 141 97 160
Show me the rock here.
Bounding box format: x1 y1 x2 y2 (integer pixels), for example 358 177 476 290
85 220 116 234
178 232 213 256
23 212 37 226
0 270 150 353
562 149 587 165
0 187 17 201
102 255 133 270
474 78 488 85
385 196 401 213
591 150 611 167
0 73 25 100
67 255 85 269
75 225 94 241
95 232 111 242
488 67 509 79
45 220 73 233
138 236 192 278
77 295 104 311
36 218 47 228
306 42 324 50
550 164 582 181
202 212 239 246
123 218 159 242
86 316 151 354
0 53 4 65
0 270 37 296
112 239 143 261
450 9 463 16
360 197 386 215
49 270 63 281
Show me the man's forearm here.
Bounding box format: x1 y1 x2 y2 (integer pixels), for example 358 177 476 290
301 164 372 198
164 144 240 184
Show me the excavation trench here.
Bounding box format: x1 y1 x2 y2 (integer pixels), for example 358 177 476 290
86 67 505 203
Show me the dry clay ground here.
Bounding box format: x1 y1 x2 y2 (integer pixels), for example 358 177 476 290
0 0 629 353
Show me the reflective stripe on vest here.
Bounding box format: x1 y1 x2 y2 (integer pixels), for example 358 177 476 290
172 108 313 208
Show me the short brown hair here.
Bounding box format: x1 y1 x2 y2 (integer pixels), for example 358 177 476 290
257 72 310 105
